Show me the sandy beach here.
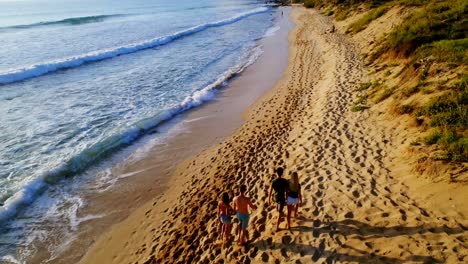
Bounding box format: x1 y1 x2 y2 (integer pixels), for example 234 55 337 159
79 6 468 264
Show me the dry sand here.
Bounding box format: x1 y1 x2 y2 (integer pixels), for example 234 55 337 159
80 7 468 264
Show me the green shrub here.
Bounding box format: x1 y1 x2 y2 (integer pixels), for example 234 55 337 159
438 130 460 146
415 76 468 161
357 82 372 91
415 39 468 65
425 130 441 144
386 0 467 56
354 94 368 105
419 79 467 128
448 138 468 162
351 105 369 112
436 130 468 162
429 105 467 127
374 87 394 103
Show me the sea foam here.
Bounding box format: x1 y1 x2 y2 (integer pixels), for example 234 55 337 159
0 7 269 85
0 45 264 222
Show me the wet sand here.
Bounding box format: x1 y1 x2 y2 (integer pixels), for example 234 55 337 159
79 6 468 264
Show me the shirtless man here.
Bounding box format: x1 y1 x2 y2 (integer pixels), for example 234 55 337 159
233 184 257 245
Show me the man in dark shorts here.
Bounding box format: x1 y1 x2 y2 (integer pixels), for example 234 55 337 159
268 167 289 231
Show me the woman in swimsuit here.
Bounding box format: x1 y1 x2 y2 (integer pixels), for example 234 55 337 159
218 192 234 243
286 172 302 229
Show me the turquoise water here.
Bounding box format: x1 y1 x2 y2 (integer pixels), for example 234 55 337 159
0 0 276 262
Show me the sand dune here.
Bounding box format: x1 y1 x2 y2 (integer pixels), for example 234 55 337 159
80 7 467 264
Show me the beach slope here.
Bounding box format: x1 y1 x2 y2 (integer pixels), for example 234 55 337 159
80 7 467 264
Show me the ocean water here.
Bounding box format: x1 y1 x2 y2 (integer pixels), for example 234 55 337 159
0 0 277 262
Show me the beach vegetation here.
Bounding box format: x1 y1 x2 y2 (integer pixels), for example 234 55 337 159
424 129 468 162
384 0 467 57
402 85 419 97
351 105 370 112
348 6 388 33
313 0 466 164
397 103 414 114
416 76 468 161
356 82 373 91
417 77 467 128
424 129 441 145
354 94 369 105
374 87 394 103
324 8 335 16
414 39 468 66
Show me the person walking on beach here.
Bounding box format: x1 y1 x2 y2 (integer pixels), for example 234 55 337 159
218 192 234 243
286 172 302 229
268 167 289 231
233 184 257 245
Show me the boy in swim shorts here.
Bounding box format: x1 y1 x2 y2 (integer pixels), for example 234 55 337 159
233 184 257 245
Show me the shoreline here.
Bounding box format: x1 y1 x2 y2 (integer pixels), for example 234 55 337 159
81 6 467 264
31 7 294 264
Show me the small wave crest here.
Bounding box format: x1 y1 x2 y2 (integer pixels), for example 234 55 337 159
264 26 280 37
0 45 264 223
0 14 125 31
0 7 269 85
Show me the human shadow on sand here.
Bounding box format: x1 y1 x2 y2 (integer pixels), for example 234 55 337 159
250 219 467 263
251 239 440 264
313 219 467 239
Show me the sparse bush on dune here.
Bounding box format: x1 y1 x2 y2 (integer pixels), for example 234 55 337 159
424 129 467 162
374 86 395 103
418 76 468 162
385 0 467 57
294 0 466 164
415 39 468 66
348 6 388 33
351 105 370 111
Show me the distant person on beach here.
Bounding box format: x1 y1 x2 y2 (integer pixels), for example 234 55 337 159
218 192 234 243
286 172 302 229
269 167 289 231
233 184 257 245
